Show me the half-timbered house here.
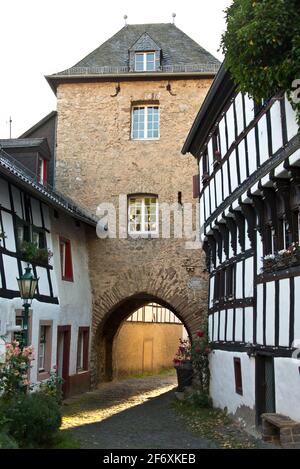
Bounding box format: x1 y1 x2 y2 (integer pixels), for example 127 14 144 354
0 143 95 396
183 63 300 426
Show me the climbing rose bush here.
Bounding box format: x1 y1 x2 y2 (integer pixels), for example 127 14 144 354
0 341 34 399
191 330 211 395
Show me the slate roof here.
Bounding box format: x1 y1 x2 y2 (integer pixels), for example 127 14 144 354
0 138 51 159
0 147 97 227
46 23 220 92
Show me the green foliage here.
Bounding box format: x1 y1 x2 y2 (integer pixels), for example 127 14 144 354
191 330 211 394
0 341 33 400
186 390 212 409
221 0 300 126
38 371 64 404
2 392 62 448
19 240 53 265
0 432 19 449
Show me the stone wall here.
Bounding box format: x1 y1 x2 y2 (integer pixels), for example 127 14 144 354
55 77 212 384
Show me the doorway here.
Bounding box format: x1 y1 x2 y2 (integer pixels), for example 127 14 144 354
57 325 71 398
256 355 276 425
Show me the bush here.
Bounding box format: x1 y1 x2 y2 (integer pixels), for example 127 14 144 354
38 371 64 404
186 390 213 409
3 392 62 448
0 432 18 449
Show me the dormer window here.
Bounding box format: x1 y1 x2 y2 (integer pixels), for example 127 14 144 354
135 52 155 71
37 157 47 185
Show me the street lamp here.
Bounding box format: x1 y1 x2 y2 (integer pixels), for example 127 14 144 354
17 264 39 347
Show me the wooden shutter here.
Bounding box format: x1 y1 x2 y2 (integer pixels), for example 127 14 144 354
193 174 200 198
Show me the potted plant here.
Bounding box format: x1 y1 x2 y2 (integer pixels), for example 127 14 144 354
173 338 193 392
19 241 53 266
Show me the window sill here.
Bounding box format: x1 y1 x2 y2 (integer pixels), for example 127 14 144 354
62 276 74 282
131 138 160 141
76 369 89 375
38 370 50 381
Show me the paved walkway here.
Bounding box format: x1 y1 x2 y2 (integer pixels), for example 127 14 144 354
61 372 267 449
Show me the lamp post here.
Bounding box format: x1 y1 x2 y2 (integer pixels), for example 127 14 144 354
17 264 39 348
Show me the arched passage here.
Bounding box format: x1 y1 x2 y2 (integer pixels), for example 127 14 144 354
95 293 191 382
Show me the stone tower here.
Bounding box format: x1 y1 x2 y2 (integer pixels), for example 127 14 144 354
46 23 220 385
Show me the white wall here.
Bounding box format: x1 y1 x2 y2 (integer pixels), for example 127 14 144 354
275 358 300 422
210 350 256 425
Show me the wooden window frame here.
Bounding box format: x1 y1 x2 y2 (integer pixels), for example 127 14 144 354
59 237 74 282
128 195 159 235
37 320 53 381
76 327 89 373
234 357 243 395
131 105 160 140
134 51 156 72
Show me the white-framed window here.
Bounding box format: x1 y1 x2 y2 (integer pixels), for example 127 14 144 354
38 325 47 371
135 52 155 71
131 106 160 140
128 196 158 234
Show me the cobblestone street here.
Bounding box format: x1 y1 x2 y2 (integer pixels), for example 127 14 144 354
61 372 270 449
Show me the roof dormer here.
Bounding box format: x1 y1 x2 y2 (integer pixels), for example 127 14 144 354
129 32 161 72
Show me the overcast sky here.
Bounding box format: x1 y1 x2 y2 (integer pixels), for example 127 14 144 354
0 0 232 138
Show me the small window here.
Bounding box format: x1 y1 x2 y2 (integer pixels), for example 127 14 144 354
135 52 155 71
131 106 159 140
234 357 243 395
212 128 221 164
38 323 52 379
59 237 73 281
38 326 47 371
77 327 89 372
37 157 47 185
128 196 158 234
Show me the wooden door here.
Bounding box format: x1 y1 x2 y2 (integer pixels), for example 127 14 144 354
57 326 71 398
256 355 276 425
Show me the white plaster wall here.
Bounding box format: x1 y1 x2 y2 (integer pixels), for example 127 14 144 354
210 178 216 213
235 308 243 342
210 350 256 419
256 283 264 345
294 276 300 342
215 170 222 206
223 161 229 200
229 151 238 192
31 198 43 227
50 211 93 375
219 117 227 157
279 278 290 347
244 307 253 343
1 211 16 252
207 140 213 174
235 93 244 136
244 94 254 127
247 128 257 175
226 104 236 149
11 186 23 219
213 312 219 341
256 231 263 275
208 314 213 342
258 115 269 164
285 94 299 142
209 276 214 308
226 309 233 341
270 100 283 154
204 187 210 219
274 358 300 422
266 281 275 346
235 261 243 298
244 257 254 297
219 310 226 341
238 140 247 183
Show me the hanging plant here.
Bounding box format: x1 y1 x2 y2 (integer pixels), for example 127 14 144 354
220 0 300 127
19 241 53 265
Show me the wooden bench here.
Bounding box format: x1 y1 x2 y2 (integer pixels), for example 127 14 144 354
262 413 300 448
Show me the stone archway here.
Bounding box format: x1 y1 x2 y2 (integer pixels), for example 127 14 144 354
89 265 208 387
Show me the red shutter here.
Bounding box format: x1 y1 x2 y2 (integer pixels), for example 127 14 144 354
43 160 48 185
65 240 73 281
193 174 200 198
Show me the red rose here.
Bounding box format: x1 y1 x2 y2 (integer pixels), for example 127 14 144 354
196 331 205 337
195 346 201 353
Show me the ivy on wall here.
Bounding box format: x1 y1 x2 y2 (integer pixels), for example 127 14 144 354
220 0 300 126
